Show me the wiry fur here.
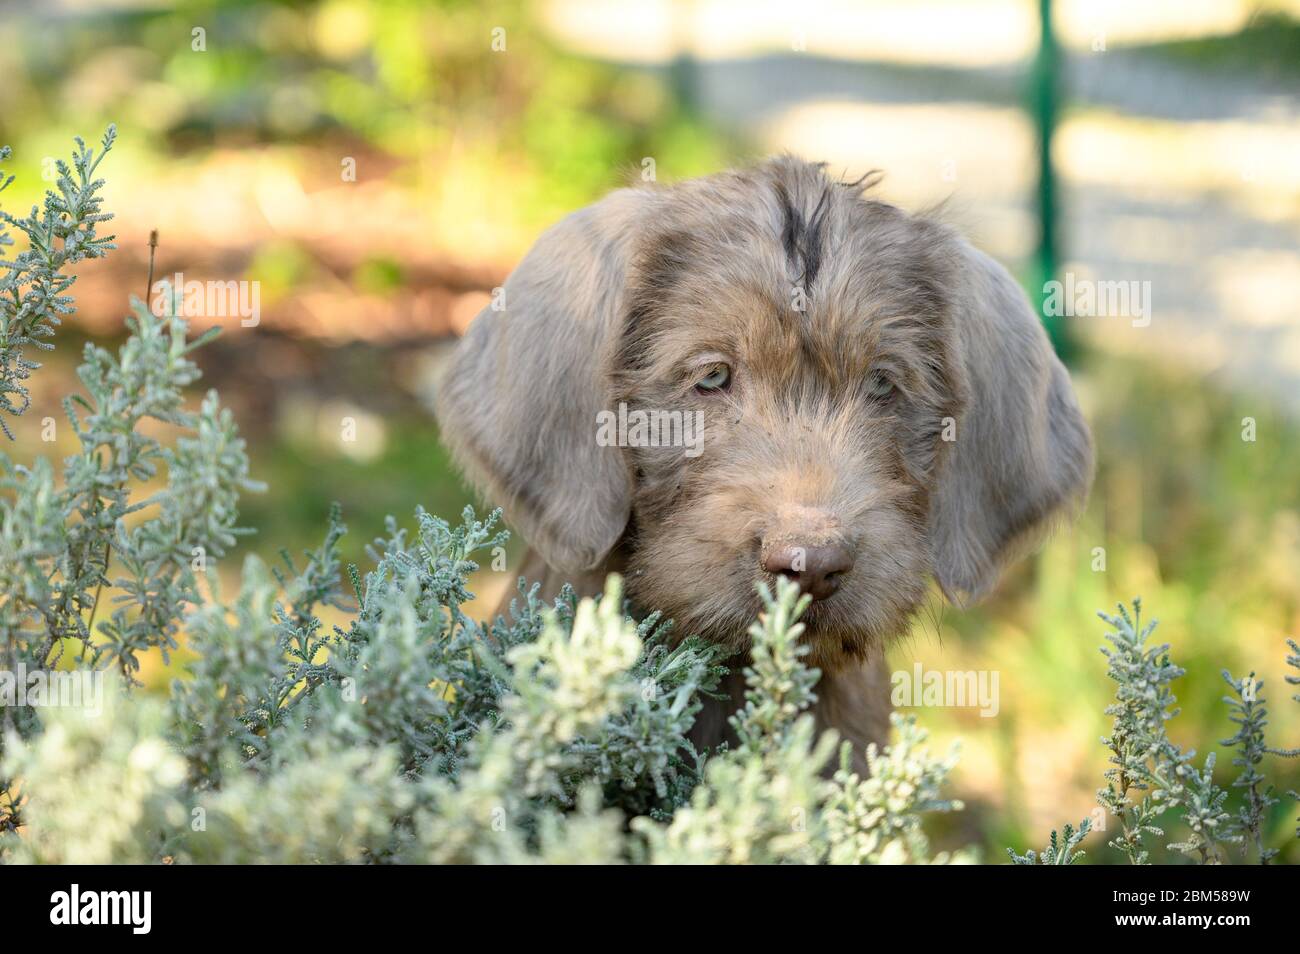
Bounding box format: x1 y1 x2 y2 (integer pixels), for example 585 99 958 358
437 156 1093 763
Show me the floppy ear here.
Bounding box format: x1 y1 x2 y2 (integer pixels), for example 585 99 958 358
436 189 652 574
928 241 1093 605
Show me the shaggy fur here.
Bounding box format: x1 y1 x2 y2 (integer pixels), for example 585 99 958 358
437 156 1093 761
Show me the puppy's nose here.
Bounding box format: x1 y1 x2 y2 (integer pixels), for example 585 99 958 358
761 543 854 601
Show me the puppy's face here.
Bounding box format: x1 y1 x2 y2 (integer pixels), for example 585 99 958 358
438 159 1092 671
612 179 961 668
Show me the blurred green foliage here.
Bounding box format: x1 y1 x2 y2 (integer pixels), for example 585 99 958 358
1141 11 1300 78
1 0 733 235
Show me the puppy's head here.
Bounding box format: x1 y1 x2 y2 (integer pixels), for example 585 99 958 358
438 157 1092 670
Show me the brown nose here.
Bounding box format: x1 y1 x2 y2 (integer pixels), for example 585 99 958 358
761 543 854 601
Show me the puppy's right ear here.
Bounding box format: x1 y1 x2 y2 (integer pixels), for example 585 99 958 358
436 190 652 574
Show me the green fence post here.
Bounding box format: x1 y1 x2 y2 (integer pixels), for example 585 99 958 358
669 0 699 117
1032 0 1073 360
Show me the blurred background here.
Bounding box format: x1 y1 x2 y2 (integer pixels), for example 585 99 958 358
2 0 1298 861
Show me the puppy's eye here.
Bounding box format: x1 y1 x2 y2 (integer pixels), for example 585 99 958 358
694 363 732 394
865 369 895 401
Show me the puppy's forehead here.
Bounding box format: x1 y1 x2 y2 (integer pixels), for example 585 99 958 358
622 161 956 374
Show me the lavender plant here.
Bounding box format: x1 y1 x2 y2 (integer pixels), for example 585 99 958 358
1220 669 1297 863
633 586 840 864
823 715 970 865
1010 601 1298 865
1285 638 1300 841
4 553 972 863
0 129 117 439
1008 820 1091 865
1098 600 1237 863
0 300 257 676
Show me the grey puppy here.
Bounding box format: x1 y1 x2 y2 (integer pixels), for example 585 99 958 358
437 156 1092 761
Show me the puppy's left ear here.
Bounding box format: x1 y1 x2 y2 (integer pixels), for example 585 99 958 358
928 241 1093 605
